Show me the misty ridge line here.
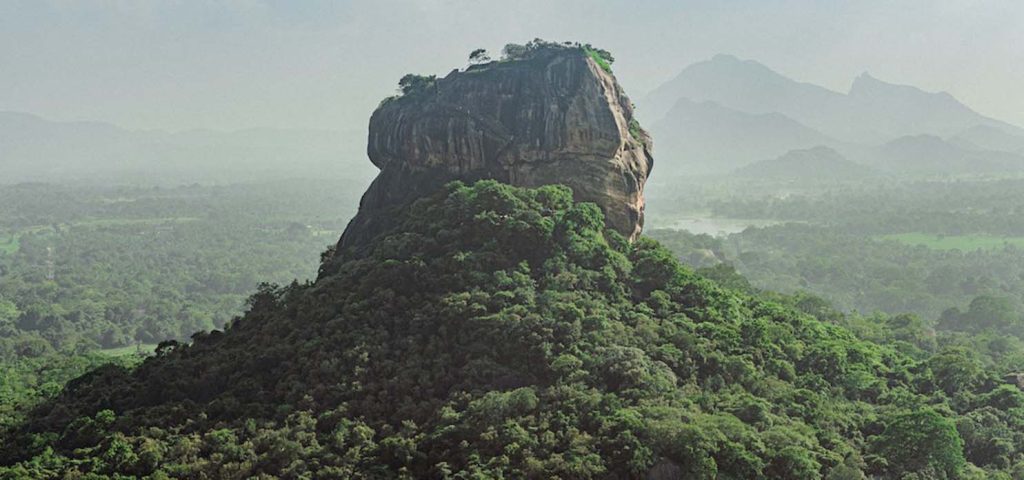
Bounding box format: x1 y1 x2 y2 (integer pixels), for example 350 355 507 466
5 53 1024 184
640 54 1024 177
642 54 1023 135
8 54 1022 136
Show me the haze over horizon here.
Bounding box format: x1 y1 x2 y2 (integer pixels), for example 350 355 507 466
2 0 1023 133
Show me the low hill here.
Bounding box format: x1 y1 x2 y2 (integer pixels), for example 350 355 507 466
734 146 874 180
872 134 1024 175
951 124 1024 154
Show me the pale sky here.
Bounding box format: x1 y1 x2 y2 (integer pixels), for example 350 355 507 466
2 0 1022 132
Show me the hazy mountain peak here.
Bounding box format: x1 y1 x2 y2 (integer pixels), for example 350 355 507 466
640 54 837 128
873 133 1024 175
850 71 878 88
710 53 741 63
804 144 844 155
686 53 782 81
734 145 872 179
849 71 907 95
706 53 768 71
849 72 958 104
644 55 1023 147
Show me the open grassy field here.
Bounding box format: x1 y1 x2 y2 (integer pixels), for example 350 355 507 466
879 233 1024 251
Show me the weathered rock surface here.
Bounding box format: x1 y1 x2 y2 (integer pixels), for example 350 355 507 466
337 47 653 252
1007 373 1024 390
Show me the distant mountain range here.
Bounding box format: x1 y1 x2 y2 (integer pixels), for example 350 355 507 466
8 54 1024 185
951 124 1024 154
870 134 1024 176
0 111 376 185
642 54 1024 178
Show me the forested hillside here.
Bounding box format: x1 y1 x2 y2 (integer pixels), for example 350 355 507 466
3 181 1023 478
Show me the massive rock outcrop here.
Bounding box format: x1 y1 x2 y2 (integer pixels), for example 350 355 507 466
336 45 653 252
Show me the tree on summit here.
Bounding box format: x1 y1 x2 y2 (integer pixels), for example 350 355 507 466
468 48 490 65
397 73 437 96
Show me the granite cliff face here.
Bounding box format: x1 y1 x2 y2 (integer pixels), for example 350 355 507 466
337 47 653 251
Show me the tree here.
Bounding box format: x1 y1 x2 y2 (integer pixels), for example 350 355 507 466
468 48 490 65
397 74 437 96
869 409 966 479
938 296 1020 333
964 295 1020 332
957 408 1015 469
501 43 528 60
926 347 983 396
0 299 19 335
582 44 614 64
825 455 866 480
886 313 936 351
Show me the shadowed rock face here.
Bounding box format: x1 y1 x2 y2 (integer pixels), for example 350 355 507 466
337 48 653 252
1007 373 1024 390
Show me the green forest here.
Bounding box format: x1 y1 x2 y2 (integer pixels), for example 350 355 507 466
0 180 361 431
2 180 1024 478
647 177 1024 321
